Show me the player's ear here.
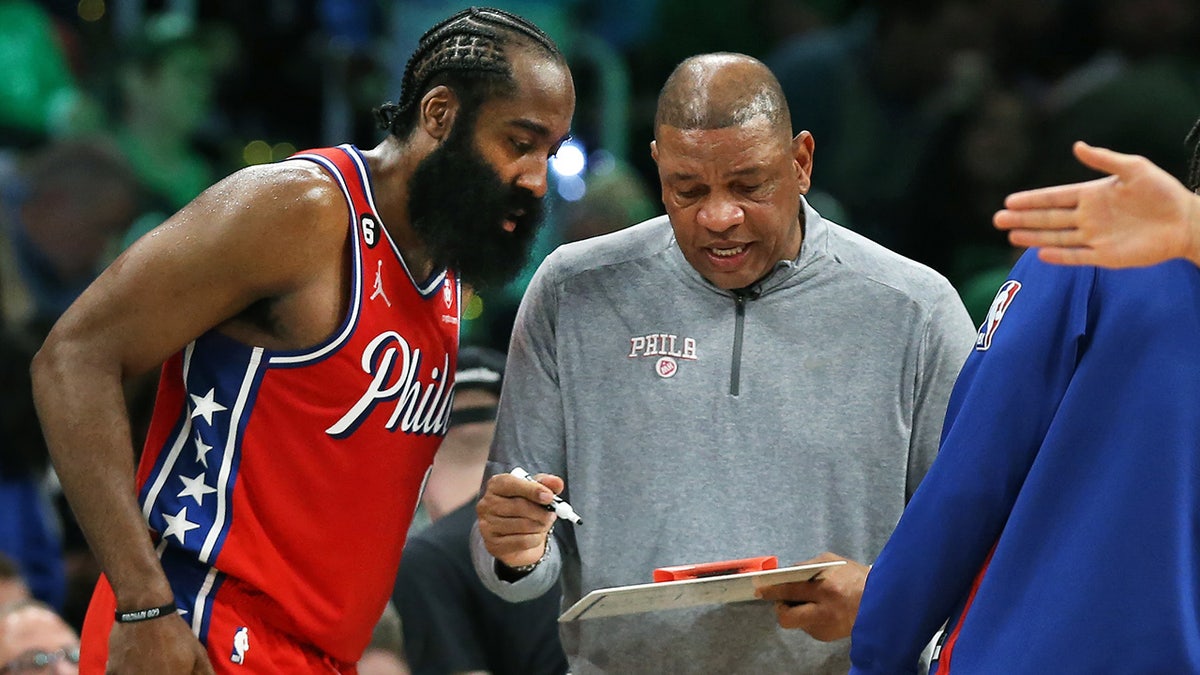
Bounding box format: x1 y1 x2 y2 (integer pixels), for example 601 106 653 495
419 85 459 141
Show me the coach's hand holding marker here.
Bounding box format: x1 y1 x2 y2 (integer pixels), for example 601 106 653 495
511 466 582 525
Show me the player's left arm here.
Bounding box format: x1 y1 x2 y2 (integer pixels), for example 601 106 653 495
849 255 1092 674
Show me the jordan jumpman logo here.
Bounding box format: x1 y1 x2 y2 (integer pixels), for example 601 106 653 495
370 260 391 307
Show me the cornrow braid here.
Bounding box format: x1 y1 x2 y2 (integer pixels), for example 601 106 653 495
1185 116 1200 192
375 7 562 139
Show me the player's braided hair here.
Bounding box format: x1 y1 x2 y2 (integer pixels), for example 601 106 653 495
1185 116 1200 192
375 7 561 139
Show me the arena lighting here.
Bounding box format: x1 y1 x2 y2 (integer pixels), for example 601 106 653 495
557 174 586 201
243 140 272 165
78 0 105 21
550 139 586 177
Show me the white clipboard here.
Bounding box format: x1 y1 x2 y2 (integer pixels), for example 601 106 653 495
558 560 845 622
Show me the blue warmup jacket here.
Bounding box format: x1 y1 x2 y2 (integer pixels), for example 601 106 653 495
850 251 1200 674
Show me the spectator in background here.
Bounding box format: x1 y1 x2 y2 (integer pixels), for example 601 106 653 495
1032 0 1200 187
419 347 508 522
0 554 32 611
358 601 409 675
0 328 64 614
983 0 1090 98
0 600 79 674
766 0 991 252
555 157 657 244
0 138 139 338
0 0 101 148
114 13 233 245
200 1 338 148
906 82 1036 323
395 346 567 675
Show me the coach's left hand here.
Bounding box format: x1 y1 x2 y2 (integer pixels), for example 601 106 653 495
755 552 869 641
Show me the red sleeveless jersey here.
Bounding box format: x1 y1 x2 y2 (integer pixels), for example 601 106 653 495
133 145 459 662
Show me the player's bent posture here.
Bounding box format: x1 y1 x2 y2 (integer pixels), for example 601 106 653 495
32 8 574 673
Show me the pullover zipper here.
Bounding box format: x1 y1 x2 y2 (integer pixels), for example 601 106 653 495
730 288 759 395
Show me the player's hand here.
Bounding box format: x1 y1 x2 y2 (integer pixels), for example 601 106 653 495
993 141 1200 268
476 471 561 568
755 552 869 642
107 615 215 674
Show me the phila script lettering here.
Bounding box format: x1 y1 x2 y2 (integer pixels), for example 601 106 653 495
326 331 453 438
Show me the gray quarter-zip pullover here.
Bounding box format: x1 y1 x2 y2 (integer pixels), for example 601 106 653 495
472 198 976 674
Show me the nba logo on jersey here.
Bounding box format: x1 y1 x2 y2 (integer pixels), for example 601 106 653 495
976 280 1021 351
230 626 249 664
443 280 453 308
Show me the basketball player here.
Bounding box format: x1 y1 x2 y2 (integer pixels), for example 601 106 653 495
851 124 1200 672
30 8 574 673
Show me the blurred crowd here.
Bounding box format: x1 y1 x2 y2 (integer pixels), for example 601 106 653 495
1 0 1198 670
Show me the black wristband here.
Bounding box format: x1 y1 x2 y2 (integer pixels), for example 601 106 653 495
495 557 537 583
114 602 177 623
447 405 497 428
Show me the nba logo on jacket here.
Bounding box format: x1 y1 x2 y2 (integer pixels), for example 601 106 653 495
976 280 1021 351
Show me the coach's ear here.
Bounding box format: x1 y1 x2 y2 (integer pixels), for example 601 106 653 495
792 130 814 194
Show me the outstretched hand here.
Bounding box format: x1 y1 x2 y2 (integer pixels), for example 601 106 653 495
994 141 1200 268
754 552 869 642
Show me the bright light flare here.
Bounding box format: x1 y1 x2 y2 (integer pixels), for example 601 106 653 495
549 140 586 177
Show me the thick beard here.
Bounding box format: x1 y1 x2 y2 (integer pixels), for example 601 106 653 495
406 122 545 289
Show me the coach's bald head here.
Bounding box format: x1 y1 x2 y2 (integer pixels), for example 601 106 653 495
654 53 792 139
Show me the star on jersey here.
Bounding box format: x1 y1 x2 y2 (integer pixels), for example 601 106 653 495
189 388 227 426
193 431 213 468
162 507 201 544
177 472 217 506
